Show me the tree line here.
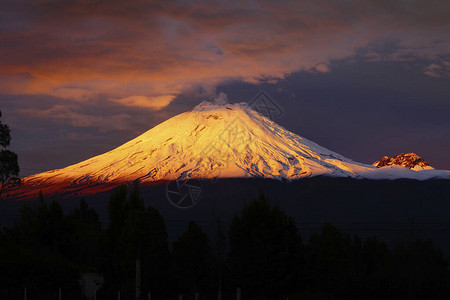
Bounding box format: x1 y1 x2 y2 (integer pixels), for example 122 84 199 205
1 185 449 300
0 110 20 198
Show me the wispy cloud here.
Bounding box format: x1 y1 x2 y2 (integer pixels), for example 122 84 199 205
424 61 450 78
114 95 176 110
17 105 133 131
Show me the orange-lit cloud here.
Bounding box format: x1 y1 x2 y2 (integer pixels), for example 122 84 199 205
114 95 176 109
0 0 449 112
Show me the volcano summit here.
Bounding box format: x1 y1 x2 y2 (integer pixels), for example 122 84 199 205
5 101 450 199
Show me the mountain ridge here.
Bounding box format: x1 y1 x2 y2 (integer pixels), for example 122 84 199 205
373 152 433 170
3 101 450 200
22 101 374 184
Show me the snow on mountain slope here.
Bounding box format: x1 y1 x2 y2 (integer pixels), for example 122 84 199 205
361 165 450 180
20 102 450 190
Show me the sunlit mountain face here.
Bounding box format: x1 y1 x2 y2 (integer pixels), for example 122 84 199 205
373 152 433 171
3 102 450 200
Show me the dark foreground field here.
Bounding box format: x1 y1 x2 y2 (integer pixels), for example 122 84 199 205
1 177 450 299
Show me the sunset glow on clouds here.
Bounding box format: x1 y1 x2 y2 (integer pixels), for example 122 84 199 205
114 95 177 110
1 0 450 174
1 0 449 109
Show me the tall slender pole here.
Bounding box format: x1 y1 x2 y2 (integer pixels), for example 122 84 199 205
136 246 141 300
24 287 27 300
217 285 222 300
215 212 224 300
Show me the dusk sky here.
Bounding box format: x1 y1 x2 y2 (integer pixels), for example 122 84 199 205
1 0 449 177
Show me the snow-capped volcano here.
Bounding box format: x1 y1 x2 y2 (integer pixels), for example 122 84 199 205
17 101 450 191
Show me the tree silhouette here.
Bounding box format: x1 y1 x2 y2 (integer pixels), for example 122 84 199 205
228 192 302 297
360 236 392 297
392 238 448 299
0 111 19 198
1 192 80 298
308 222 353 297
101 183 170 298
1 186 450 299
172 221 212 295
69 198 103 268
